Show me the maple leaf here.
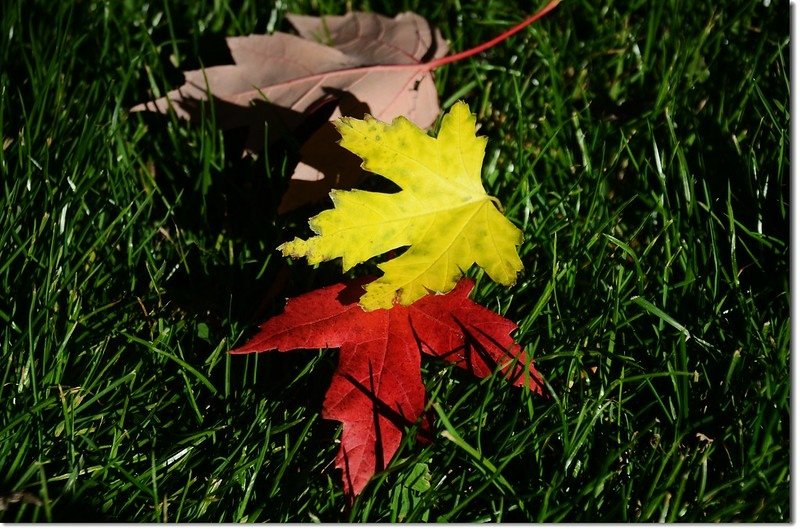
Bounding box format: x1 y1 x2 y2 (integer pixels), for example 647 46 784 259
132 11 447 147
132 3 561 212
132 11 448 211
279 102 524 310
230 277 543 499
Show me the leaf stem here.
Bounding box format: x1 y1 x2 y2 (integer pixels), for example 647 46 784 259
488 195 504 212
423 0 562 71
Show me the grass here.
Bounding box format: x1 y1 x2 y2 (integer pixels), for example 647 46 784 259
0 0 789 522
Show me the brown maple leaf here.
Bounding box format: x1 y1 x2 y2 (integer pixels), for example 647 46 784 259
132 2 561 212
133 11 448 212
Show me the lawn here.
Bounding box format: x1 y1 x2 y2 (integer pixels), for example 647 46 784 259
0 0 789 522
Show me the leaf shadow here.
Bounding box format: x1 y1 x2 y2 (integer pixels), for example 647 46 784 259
278 88 371 213
334 276 373 306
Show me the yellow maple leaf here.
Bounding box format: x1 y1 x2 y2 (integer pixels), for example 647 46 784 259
279 101 523 310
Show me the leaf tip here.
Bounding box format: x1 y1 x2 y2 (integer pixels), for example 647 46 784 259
358 281 399 311
447 100 475 123
278 238 310 260
333 116 355 132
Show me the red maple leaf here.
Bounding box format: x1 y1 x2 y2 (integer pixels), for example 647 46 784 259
230 278 544 499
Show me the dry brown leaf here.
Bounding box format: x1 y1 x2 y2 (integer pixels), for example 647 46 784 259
133 2 562 211
132 11 448 212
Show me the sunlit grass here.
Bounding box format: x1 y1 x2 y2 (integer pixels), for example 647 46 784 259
0 0 788 521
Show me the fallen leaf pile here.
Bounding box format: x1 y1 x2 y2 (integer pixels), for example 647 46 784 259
134 0 560 502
